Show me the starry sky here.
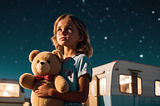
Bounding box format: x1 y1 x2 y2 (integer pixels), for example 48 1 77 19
0 0 160 98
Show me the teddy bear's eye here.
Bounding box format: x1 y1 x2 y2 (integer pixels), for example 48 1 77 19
37 60 40 63
47 61 50 63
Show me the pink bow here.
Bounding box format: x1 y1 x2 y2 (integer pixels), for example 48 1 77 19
35 75 52 81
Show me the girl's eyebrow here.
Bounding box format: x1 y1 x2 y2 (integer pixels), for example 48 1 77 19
57 25 73 28
57 26 61 29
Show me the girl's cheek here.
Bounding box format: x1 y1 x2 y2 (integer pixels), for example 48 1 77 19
57 36 59 41
56 33 60 39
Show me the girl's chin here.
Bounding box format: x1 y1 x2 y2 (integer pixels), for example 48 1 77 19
57 41 65 46
58 43 65 46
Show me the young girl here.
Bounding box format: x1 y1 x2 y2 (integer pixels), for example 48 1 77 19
35 14 93 106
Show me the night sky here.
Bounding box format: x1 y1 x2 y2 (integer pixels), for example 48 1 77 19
0 0 160 98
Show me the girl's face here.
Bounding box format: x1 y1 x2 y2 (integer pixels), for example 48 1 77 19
56 18 83 48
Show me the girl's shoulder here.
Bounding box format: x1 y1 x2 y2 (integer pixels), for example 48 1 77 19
74 54 89 60
74 54 91 64
77 53 87 57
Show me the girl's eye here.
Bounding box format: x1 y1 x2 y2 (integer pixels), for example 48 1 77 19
67 28 72 31
57 28 62 31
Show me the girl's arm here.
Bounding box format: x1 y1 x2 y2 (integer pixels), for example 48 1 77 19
35 74 89 102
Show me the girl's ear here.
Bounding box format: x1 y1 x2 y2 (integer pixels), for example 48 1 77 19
78 35 84 42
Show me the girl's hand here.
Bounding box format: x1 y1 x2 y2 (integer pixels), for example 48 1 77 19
34 83 53 97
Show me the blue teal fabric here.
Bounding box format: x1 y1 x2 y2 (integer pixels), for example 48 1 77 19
60 54 92 106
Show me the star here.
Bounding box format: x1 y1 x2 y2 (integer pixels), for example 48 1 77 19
140 54 143 58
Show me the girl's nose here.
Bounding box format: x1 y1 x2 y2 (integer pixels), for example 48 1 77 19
62 29 67 35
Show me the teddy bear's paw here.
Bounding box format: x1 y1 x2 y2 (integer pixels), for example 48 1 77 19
19 73 35 89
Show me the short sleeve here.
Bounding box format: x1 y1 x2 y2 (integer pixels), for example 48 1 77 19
76 54 92 82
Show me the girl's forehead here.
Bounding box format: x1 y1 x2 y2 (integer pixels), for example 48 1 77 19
57 18 75 27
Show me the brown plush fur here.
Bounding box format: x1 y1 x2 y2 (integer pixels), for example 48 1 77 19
19 50 69 106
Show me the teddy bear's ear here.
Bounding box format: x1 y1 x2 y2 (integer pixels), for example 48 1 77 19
52 50 63 62
29 50 40 62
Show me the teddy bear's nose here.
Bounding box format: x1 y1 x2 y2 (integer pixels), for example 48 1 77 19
40 62 45 65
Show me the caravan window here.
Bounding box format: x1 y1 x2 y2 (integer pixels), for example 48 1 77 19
99 77 107 95
90 80 97 96
119 75 142 95
0 83 20 97
155 81 160 96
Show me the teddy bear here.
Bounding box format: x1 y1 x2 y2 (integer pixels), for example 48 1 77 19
19 50 69 106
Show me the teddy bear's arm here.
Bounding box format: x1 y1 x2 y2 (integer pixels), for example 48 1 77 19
54 75 69 93
19 73 35 90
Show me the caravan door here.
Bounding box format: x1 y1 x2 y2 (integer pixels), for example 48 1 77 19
85 76 98 106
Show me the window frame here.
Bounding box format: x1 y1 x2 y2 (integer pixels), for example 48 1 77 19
119 74 142 95
155 80 160 96
0 83 20 97
99 77 107 96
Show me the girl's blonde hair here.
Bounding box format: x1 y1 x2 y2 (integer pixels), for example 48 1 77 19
51 14 93 57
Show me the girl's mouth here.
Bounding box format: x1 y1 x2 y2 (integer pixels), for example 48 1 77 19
60 37 66 41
